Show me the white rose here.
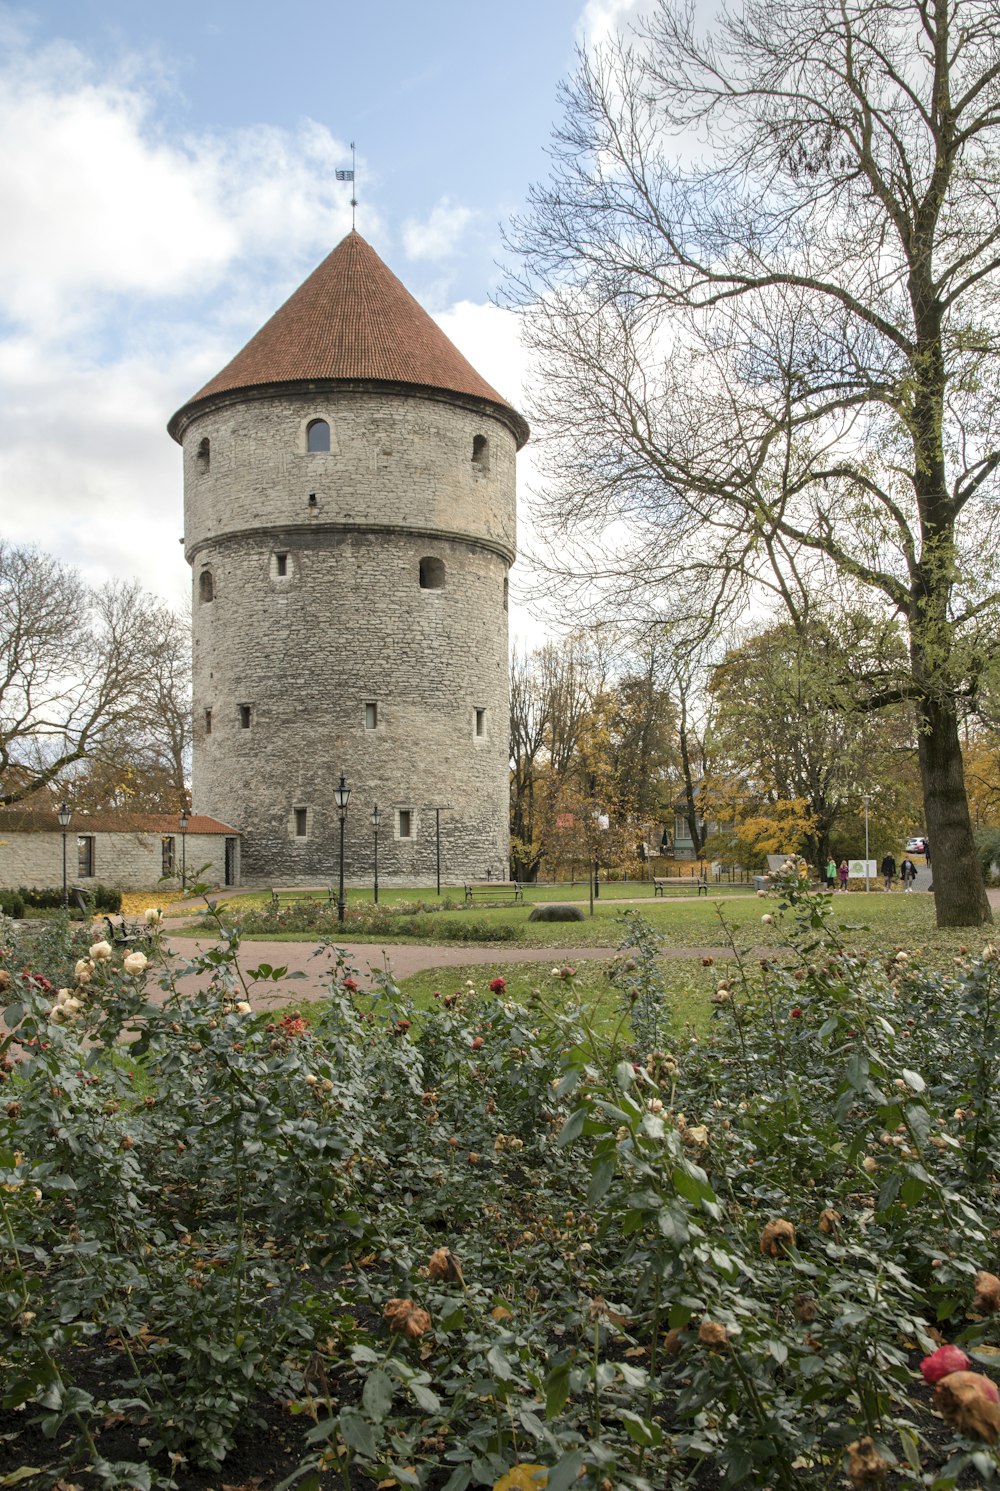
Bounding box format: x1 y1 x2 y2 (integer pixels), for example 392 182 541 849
123 951 148 976
89 941 113 962
74 959 94 983
61 996 82 1015
235 1001 252 1014
761 914 773 925
144 908 163 926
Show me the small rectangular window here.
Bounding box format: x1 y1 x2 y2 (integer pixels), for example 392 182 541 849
204 708 212 735
365 701 378 731
162 836 176 876
294 807 307 838
276 553 288 577
78 836 95 879
398 809 412 839
475 708 486 738
239 704 252 729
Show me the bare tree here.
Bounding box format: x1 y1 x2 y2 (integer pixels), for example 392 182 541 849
0 543 190 808
507 0 1000 924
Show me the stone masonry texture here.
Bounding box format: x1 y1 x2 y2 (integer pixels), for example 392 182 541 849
180 384 518 886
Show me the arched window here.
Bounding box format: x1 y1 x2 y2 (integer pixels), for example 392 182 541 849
198 569 214 603
306 419 330 453
472 433 488 466
419 556 446 590
196 436 210 473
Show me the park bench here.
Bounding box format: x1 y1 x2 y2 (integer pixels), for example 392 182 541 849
270 886 334 912
102 913 150 947
653 876 709 897
464 881 524 904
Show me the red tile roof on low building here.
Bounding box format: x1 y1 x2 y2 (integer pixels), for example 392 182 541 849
168 231 528 446
0 810 239 836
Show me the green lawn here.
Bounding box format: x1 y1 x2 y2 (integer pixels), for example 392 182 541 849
183 886 988 967
391 957 718 1037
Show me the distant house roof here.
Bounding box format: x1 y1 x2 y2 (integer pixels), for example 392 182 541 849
0 810 239 836
168 230 529 447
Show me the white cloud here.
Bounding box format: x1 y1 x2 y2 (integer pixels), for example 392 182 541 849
0 33 363 340
575 0 657 49
0 28 370 607
402 199 476 261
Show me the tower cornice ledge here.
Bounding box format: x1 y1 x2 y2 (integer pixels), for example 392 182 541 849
185 520 516 568
168 377 529 449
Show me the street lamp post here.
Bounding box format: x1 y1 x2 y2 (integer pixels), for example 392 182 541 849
435 807 442 895
179 808 190 890
863 794 871 894
371 804 381 904
334 772 351 923
57 802 71 909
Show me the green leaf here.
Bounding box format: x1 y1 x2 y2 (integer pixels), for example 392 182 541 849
362 1369 393 1422
901 1069 925 1093
905 1102 931 1148
440 1470 472 1491
614 1059 636 1090
546 1452 584 1491
587 1154 616 1205
767 1339 788 1365
556 1107 586 1147
0 1471 47 1486
845 1053 869 1091
619 1409 663 1447
339 1407 378 1458
410 1381 441 1412
545 1362 570 1418
487 1344 514 1381
3 1003 24 1029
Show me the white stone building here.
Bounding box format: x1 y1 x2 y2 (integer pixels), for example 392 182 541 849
0 810 239 894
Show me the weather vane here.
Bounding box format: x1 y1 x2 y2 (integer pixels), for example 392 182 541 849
336 141 357 229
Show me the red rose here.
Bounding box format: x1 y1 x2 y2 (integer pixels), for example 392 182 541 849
489 977 506 993
921 1344 973 1384
343 977 359 992
470 1036 485 1050
790 1008 802 1018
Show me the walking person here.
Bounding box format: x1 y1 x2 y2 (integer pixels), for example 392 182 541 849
881 851 897 892
825 855 837 890
838 859 850 893
900 856 917 892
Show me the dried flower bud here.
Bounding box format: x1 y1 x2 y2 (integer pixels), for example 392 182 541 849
973 1270 1000 1314
428 1247 464 1284
698 1319 728 1347
760 1219 796 1257
934 1371 1000 1443
383 1297 432 1339
846 1437 890 1488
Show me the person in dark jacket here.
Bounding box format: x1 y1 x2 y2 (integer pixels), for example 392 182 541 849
881 852 897 891
900 857 917 891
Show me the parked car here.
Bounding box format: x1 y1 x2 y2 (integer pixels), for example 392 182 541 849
905 836 927 854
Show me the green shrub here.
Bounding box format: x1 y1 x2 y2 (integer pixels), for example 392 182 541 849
0 889 25 918
4 880 1000 1488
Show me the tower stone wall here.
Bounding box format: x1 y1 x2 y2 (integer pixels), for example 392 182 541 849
177 386 517 886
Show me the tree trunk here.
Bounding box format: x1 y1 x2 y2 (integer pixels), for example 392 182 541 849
916 696 991 927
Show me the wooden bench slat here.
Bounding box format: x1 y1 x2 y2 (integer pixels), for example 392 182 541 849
464 881 523 903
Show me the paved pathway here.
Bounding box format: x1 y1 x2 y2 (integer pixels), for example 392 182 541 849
161 933 738 1006
156 876 989 1008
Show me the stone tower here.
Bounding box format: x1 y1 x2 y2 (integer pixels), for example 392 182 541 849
168 231 528 886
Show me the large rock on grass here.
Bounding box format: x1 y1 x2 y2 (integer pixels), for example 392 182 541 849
528 904 585 922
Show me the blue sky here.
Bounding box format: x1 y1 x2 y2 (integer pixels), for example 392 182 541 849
0 0 647 634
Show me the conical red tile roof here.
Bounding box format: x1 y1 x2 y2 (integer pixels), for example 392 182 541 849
169 232 528 445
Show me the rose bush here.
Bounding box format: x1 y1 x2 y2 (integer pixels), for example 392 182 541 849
2 873 1000 1489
